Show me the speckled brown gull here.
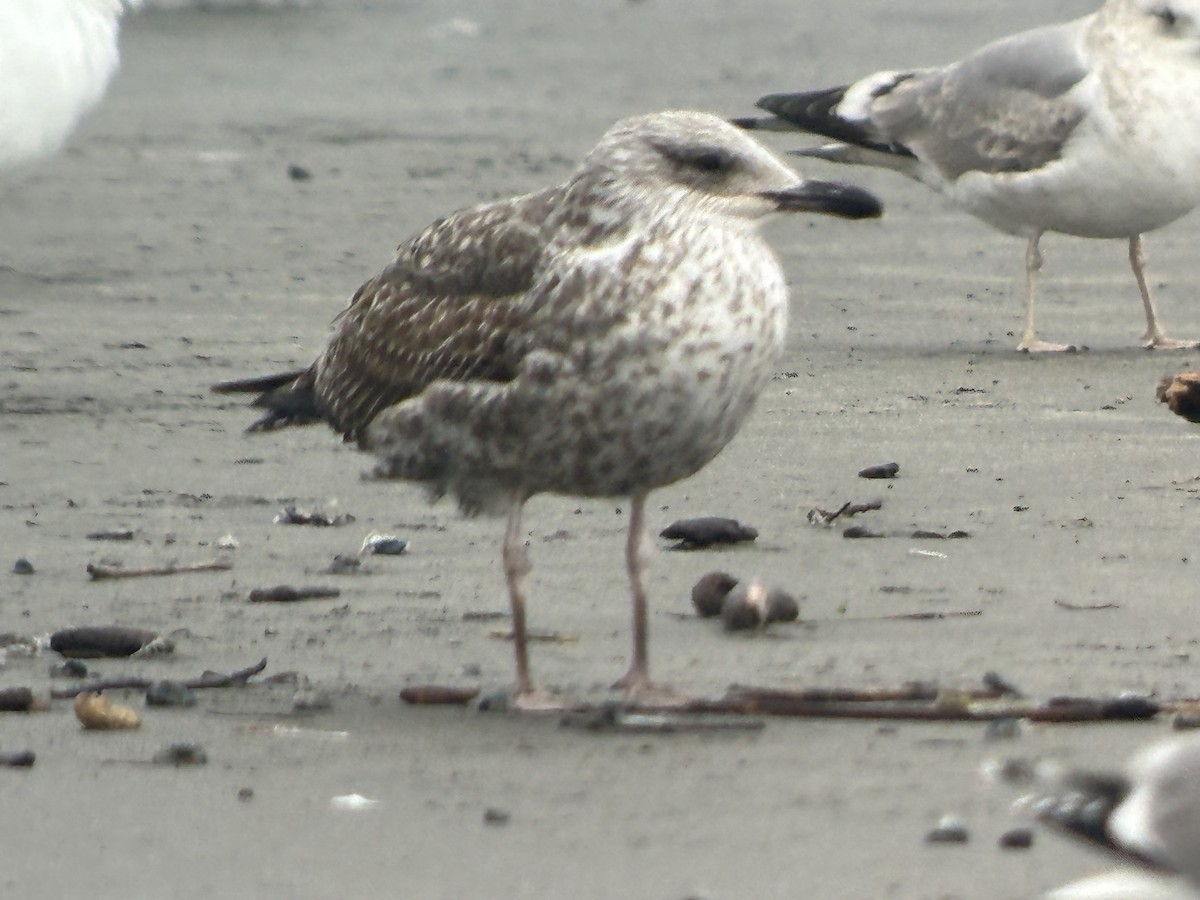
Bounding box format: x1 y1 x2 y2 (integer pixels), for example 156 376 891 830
213 110 882 710
1030 733 1200 898
738 0 1200 353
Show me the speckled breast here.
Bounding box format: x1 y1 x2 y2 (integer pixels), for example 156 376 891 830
514 225 789 498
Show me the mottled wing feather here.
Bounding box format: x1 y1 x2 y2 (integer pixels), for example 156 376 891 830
878 20 1088 178
312 188 562 443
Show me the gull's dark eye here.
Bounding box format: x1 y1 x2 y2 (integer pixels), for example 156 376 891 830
653 140 738 176
689 150 733 173
1152 5 1179 27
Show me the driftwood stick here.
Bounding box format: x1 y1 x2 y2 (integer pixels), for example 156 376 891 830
725 682 947 703
50 657 268 700
674 690 1159 723
87 558 233 580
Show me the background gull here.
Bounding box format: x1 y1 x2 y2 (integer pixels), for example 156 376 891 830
738 0 1200 352
1029 732 1200 898
213 110 882 711
0 1 140 179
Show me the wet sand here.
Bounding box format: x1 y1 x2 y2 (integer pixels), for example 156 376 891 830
4 1 1200 897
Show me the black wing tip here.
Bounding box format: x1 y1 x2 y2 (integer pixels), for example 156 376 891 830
756 87 848 125
211 369 308 396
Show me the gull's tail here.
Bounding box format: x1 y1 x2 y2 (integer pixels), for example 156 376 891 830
211 368 321 431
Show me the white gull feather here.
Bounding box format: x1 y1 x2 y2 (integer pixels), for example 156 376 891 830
0 0 140 177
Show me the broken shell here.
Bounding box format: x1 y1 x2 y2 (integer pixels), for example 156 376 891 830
362 533 408 555
765 589 800 624
721 580 769 631
330 793 379 811
74 692 141 730
691 572 739 618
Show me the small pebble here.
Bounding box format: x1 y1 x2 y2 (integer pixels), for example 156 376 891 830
287 163 312 181
152 741 208 766
843 526 883 539
691 572 739 618
238 787 255 802
983 756 1038 786
86 528 135 541
474 688 512 714
858 462 899 479
924 815 970 844
983 718 1022 742
145 679 197 708
326 554 361 575
0 750 35 768
660 517 758 549
483 807 511 826
1174 711 1200 730
51 625 165 658
50 659 89 679
12 557 34 575
216 534 239 550
293 689 333 712
998 827 1034 850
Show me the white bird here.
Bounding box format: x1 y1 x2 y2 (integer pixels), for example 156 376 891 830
739 0 1200 352
1032 732 1200 898
214 111 882 711
0 0 140 177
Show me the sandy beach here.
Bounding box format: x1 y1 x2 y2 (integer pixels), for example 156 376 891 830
5 1 1200 897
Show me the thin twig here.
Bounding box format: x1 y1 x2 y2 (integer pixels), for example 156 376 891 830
86 558 233 580
50 657 268 700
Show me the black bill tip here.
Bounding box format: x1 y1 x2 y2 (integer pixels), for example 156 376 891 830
759 179 883 220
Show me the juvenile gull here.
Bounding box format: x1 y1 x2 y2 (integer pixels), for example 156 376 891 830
1031 733 1200 898
0 1 140 177
214 110 881 709
738 0 1200 352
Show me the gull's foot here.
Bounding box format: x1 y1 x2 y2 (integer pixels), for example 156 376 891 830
1142 334 1200 350
612 671 690 708
511 687 569 714
1017 338 1080 353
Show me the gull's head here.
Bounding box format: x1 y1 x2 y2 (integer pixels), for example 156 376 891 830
1115 1 1200 54
582 110 882 224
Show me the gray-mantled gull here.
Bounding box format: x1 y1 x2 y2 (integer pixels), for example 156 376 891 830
738 0 1200 352
212 110 882 710
1029 733 1200 898
0 1 140 176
